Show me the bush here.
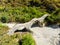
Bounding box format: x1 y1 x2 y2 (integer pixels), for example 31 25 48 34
0 15 10 23
22 33 35 45
1 16 7 23
45 14 60 24
0 6 46 23
0 34 20 45
0 6 59 24
0 24 9 36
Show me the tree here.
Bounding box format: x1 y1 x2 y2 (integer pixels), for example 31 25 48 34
1 16 7 23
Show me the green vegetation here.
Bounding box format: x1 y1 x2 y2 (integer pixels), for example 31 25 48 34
0 0 60 12
0 6 46 23
0 33 35 45
22 33 35 45
0 34 20 45
0 24 35 45
0 23 9 35
45 9 60 24
0 0 60 45
0 0 59 24
0 6 59 24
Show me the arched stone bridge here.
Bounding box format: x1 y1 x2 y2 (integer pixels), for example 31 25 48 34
7 14 50 35
7 14 60 45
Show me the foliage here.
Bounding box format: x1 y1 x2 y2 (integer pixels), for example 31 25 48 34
0 0 60 12
0 33 35 45
0 24 9 35
45 13 60 24
0 0 60 44
0 6 46 23
0 0 60 24
22 33 35 45
0 25 35 45
0 34 20 45
1 16 8 23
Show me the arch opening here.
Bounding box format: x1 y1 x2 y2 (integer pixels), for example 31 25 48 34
31 21 40 28
14 28 32 33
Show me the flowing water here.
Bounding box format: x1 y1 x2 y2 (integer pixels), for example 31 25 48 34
30 27 60 45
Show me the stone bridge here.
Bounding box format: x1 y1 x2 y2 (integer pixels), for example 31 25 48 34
7 14 50 35
7 14 60 45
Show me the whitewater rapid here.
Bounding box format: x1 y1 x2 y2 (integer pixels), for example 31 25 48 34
30 27 60 45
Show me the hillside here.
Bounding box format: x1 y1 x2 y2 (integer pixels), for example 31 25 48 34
0 0 60 12
0 0 60 25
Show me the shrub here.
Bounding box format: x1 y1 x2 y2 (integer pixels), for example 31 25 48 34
0 6 48 23
22 33 35 45
45 14 60 24
1 16 7 23
0 15 10 23
0 24 9 36
0 34 20 45
0 32 21 45
0 6 59 23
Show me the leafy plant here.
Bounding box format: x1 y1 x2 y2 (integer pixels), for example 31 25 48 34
22 33 35 45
